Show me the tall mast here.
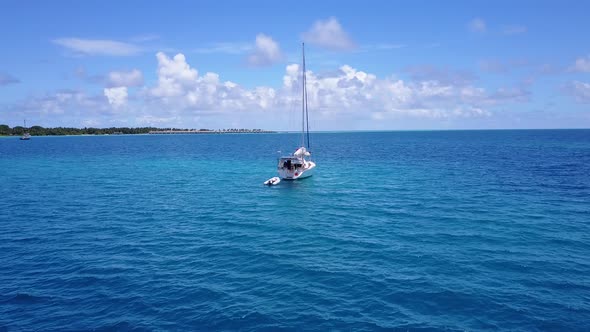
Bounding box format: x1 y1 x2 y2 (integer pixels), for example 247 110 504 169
304 45 310 150
301 43 306 148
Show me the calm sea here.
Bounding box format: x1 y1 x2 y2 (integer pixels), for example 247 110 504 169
1 130 589 331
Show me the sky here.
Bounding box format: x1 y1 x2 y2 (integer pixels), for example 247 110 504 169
0 0 589 130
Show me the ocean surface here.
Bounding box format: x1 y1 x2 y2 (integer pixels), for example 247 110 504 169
1 130 589 331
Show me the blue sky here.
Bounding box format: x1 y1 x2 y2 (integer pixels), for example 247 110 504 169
1 0 589 130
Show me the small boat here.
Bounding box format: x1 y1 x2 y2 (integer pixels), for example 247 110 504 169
20 120 31 140
277 43 316 180
264 177 281 186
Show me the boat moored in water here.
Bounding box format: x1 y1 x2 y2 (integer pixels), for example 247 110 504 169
277 147 315 180
20 119 31 140
276 43 316 181
264 176 281 186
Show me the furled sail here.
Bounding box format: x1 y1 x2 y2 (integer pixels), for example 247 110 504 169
293 147 310 157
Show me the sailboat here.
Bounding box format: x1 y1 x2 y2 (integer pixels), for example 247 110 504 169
20 120 31 140
277 43 316 180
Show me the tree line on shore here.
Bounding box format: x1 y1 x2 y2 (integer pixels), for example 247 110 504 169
0 125 160 136
0 125 270 136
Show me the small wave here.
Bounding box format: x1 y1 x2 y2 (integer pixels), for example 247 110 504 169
0 293 49 304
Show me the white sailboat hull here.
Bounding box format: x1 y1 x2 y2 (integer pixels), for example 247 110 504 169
278 161 315 180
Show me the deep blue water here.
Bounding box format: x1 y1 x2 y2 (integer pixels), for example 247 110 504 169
1 130 589 331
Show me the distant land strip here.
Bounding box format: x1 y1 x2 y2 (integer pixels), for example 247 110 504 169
148 129 275 134
0 125 275 136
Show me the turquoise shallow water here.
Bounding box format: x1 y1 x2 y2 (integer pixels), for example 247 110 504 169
1 130 589 331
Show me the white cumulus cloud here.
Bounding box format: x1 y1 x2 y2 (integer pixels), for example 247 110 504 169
302 17 355 51
148 52 277 111
9 51 538 129
142 52 527 125
104 87 128 107
247 34 283 66
150 52 198 98
137 52 535 127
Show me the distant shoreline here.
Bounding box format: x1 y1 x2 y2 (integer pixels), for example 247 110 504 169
1 127 588 138
0 125 276 137
147 129 275 135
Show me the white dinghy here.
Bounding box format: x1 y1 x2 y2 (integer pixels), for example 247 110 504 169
264 177 281 186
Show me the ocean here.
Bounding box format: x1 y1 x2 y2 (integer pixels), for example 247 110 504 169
0 130 589 331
